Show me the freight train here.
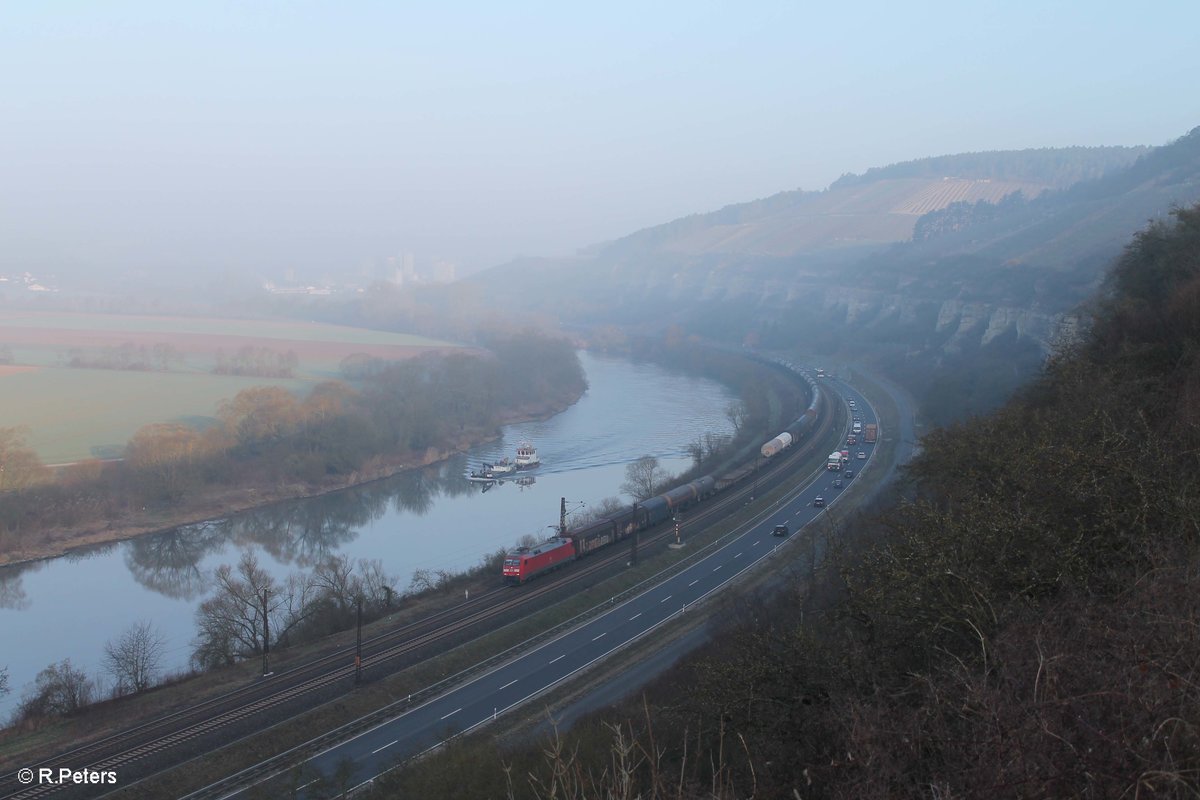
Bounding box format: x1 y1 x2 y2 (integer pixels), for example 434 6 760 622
502 358 825 584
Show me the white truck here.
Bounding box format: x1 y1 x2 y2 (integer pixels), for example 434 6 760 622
827 451 844 470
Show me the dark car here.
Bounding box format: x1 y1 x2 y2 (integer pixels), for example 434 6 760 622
813 496 825 507
844 470 854 479
772 523 789 537
833 478 843 488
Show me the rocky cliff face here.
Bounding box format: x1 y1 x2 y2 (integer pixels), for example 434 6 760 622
679 265 1077 355
477 135 1199 363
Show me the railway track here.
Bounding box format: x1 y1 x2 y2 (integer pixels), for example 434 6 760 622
0 381 836 800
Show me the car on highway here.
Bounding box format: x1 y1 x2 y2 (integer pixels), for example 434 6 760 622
857 450 866 459
833 478 843 488
844 470 854 479
772 523 789 537
813 496 825 507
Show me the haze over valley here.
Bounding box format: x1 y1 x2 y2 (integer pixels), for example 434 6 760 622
2 3 1200 799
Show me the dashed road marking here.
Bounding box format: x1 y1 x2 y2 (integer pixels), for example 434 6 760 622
372 739 398 754
441 708 461 720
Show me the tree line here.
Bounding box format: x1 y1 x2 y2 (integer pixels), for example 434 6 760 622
0 330 586 558
62 341 184 371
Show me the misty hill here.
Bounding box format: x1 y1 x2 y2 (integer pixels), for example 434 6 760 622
591 146 1140 260
475 129 1200 420
480 146 1146 298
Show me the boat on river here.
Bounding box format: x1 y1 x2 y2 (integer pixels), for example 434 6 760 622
467 457 517 481
514 441 540 470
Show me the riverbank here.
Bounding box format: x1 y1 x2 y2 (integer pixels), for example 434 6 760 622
0 391 584 568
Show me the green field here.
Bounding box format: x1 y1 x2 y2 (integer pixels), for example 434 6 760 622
0 367 307 464
0 311 462 463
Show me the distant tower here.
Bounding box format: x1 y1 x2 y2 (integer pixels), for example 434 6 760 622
403 253 416 283
386 256 402 285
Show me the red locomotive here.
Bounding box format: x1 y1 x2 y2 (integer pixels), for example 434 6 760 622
502 537 576 584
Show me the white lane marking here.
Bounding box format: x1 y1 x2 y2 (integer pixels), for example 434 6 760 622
713 565 722 572
735 552 742 559
592 632 606 641
660 595 672 603
549 654 565 664
688 579 699 587
498 679 518 691
372 739 398 754
440 708 461 720
630 612 642 621
753 540 760 546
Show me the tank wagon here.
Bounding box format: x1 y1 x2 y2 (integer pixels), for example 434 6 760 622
503 356 826 584
760 365 822 460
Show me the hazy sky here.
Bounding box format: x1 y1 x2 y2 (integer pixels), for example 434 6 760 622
2 1 1197 280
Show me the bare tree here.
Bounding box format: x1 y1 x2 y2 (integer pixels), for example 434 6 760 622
357 558 397 610
104 620 165 695
688 432 732 467
0 665 8 697
18 659 93 719
312 555 357 614
191 552 316 669
621 455 667 501
725 401 749 434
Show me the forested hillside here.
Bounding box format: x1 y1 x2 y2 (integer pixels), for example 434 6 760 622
368 206 1200 799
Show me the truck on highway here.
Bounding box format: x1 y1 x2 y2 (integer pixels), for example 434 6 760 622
827 451 843 470
864 423 878 443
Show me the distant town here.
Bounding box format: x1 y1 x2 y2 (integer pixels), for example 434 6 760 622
0 271 58 293
265 252 458 296
0 253 459 300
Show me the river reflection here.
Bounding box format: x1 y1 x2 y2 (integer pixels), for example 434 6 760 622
0 353 736 717
116 456 496 600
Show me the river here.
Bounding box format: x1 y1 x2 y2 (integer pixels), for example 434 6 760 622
0 352 735 719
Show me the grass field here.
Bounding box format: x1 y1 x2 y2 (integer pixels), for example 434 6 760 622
0 311 461 463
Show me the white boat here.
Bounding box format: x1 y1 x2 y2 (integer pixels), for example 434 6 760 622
514 441 540 470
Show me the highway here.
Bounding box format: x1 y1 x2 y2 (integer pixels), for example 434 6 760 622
216 376 883 799
1 359 824 800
